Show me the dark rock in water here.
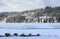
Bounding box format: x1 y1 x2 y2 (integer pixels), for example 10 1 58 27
20 33 25 36
28 33 32 36
20 33 40 37
0 35 3 37
5 33 11 37
13 33 18 36
0 33 40 37
37 34 40 36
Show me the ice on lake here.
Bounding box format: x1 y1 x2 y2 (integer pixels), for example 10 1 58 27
0 23 60 39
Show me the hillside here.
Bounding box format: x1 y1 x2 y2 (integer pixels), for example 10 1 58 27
0 6 60 23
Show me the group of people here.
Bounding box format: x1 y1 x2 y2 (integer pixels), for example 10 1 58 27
0 33 40 37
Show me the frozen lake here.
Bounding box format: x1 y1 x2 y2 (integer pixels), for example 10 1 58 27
0 23 60 39
0 23 60 28
0 29 60 39
0 37 60 39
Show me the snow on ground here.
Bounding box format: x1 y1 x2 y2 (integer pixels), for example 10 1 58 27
0 23 60 39
0 37 60 39
0 29 60 39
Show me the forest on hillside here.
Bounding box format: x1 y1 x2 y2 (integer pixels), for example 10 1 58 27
0 6 60 23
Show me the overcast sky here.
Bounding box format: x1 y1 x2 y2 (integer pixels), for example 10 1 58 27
0 0 60 12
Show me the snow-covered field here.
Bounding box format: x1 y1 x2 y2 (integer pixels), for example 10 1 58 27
0 29 60 39
0 37 60 39
0 23 60 39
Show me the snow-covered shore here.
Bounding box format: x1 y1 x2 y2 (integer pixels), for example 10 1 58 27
0 29 60 39
0 37 60 39
0 23 60 39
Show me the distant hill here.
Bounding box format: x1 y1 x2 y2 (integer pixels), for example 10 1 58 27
0 6 60 23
